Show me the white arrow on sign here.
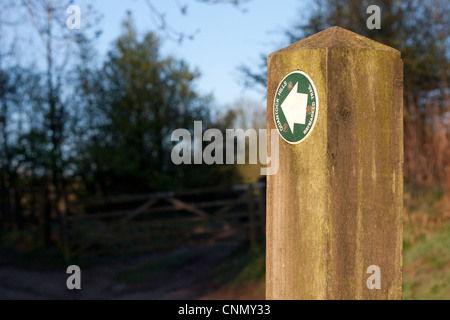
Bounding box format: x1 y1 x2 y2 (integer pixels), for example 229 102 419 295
280 82 308 133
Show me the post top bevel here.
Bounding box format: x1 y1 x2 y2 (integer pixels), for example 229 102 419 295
270 26 400 56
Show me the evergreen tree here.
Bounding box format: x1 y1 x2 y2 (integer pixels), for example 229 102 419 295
77 13 237 194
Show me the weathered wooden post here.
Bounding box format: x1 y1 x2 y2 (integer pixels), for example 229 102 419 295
266 27 403 300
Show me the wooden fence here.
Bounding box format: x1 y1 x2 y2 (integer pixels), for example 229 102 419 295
66 182 266 258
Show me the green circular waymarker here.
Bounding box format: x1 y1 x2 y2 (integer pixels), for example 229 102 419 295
273 71 319 144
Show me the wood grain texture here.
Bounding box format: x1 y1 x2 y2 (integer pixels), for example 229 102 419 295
266 27 403 300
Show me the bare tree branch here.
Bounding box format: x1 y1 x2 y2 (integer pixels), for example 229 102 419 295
144 0 252 43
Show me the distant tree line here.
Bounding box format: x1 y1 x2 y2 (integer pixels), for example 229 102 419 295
242 0 450 192
0 2 239 249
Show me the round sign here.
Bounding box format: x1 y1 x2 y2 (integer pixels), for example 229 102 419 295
273 71 319 144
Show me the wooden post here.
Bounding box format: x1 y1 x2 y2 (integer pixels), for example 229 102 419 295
9 188 17 230
43 188 53 247
247 184 256 253
266 27 403 300
58 192 70 262
256 182 266 239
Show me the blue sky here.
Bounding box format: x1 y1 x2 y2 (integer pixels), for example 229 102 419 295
90 0 309 107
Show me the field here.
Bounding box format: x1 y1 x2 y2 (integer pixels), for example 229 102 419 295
402 187 450 299
205 186 450 300
0 185 448 299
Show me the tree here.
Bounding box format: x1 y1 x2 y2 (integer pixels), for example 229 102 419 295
143 0 252 43
0 0 101 252
77 13 237 194
244 0 449 96
241 0 450 187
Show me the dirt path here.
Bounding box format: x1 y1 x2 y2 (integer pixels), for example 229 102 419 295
0 241 241 300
